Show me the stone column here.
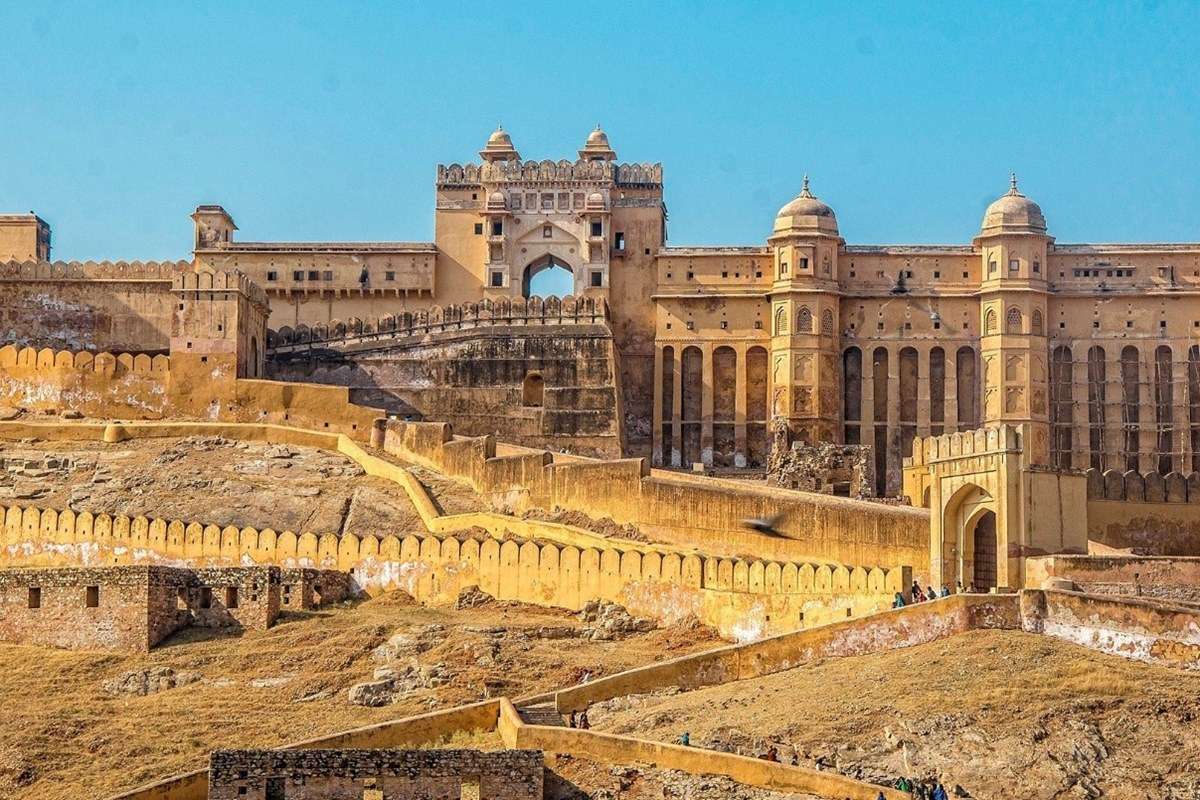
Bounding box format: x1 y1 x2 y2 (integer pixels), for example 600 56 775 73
886 346 900 493
670 347 683 467
1138 344 1157 474
944 345 959 433
1070 349 1089 471
734 343 748 468
916 345 932 438
652 346 664 467
701 342 715 466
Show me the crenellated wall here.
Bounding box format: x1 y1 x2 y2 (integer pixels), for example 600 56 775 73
384 420 931 576
0 259 188 351
0 500 906 640
0 344 170 416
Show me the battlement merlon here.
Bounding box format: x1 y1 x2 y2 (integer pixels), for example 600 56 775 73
435 160 663 188
172 269 269 312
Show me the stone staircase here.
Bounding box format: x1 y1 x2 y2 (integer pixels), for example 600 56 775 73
517 703 566 727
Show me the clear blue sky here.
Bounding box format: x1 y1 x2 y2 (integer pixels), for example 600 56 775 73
2 1 1198 262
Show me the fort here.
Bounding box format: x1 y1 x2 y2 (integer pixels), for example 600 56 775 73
2 128 1200 798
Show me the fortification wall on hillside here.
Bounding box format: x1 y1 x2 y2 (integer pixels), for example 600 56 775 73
383 420 932 576
0 502 906 640
0 259 187 351
0 346 383 439
1026 554 1200 605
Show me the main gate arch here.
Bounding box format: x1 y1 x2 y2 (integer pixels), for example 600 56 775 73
903 423 1087 592
521 255 574 298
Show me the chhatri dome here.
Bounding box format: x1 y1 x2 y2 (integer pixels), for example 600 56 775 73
773 176 839 236
579 125 617 161
980 174 1047 235
479 125 520 162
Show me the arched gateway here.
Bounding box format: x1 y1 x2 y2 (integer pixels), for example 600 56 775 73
521 255 574 298
903 423 1088 592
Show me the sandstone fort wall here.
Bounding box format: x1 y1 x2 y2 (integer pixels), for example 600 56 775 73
383 420 931 574
0 260 186 351
208 748 543 800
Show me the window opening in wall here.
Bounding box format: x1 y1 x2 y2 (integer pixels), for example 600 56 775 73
988 260 997 274
307 270 319 281
543 225 552 238
322 270 333 281
266 271 278 281
292 270 304 281
963 271 969 278
473 223 483 235
491 220 503 236
225 587 238 609
933 270 940 278
265 777 285 800
720 320 728 329
1009 259 1019 271
522 373 544 407
614 232 625 250
800 257 809 270
200 587 213 609
590 271 603 287
686 320 695 331
85 586 99 607
1034 261 1041 273
28 587 40 608
687 271 694 280
490 271 504 288
385 271 395 281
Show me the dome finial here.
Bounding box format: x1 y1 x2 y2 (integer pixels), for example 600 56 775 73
1009 172 1019 195
800 174 813 198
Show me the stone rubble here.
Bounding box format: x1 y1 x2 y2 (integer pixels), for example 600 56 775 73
579 600 656 640
101 667 203 697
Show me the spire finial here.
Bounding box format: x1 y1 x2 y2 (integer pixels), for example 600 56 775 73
800 174 813 198
1009 172 1019 195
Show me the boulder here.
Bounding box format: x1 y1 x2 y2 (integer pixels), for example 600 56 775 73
347 679 395 707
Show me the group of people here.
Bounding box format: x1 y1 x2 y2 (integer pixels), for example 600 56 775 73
893 580 953 608
886 776 954 799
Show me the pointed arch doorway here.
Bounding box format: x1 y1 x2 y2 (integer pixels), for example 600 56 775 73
522 255 574 298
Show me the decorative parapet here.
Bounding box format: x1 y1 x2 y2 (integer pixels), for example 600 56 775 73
1086 467 1200 503
905 423 1024 467
436 160 662 187
268 295 609 351
173 268 269 310
0 259 190 281
0 344 169 373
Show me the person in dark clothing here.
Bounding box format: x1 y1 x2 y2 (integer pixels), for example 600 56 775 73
932 782 949 800
764 745 779 762
577 710 589 730
893 592 907 608
910 580 922 601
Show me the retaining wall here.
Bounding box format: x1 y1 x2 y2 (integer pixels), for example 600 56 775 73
384 420 931 574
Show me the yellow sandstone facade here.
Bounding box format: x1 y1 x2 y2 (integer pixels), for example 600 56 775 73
5 126 1200 592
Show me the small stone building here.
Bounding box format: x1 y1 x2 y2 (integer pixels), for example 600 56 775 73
207 748 544 800
0 565 284 652
279 568 355 611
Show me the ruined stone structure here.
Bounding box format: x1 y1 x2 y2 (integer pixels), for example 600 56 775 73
207 748 544 800
767 434 874 499
0 565 282 651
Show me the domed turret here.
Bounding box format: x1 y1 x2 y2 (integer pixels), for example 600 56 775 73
479 125 520 162
980 174 1046 236
579 125 617 161
773 176 839 236
585 191 606 211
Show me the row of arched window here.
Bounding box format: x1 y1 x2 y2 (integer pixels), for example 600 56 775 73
774 305 835 336
1049 343 1200 474
984 307 1044 336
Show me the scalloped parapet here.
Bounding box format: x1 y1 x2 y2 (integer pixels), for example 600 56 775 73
173 268 269 309
436 159 662 187
0 259 192 281
268 294 609 351
0 344 169 373
906 423 1024 467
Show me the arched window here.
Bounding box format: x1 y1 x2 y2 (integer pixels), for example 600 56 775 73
1006 307 1022 334
522 372 545 407
1032 309 1043 336
797 306 812 333
821 308 834 336
984 308 998 335
774 306 788 335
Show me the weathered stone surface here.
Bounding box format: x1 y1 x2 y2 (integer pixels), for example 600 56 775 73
579 600 656 641
102 666 202 696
